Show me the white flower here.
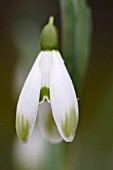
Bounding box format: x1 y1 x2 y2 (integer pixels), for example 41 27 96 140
16 16 79 143
16 50 78 143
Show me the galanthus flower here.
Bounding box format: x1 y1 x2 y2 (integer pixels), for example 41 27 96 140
16 16 79 143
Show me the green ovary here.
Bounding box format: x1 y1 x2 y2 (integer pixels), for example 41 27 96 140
40 16 59 50
62 107 78 138
16 114 29 142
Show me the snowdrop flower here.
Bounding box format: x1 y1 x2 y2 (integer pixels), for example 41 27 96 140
16 16 79 143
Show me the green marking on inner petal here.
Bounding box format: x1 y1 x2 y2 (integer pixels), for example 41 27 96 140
39 86 50 102
16 114 29 142
45 110 57 135
62 107 78 138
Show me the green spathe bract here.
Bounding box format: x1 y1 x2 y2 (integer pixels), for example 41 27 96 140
39 86 50 102
62 106 78 138
16 114 29 142
40 16 59 50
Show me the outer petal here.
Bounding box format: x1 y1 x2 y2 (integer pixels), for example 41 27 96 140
38 101 63 143
12 127 49 170
16 52 42 142
50 50 79 142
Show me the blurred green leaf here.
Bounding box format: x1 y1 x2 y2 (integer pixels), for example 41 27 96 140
60 0 92 96
72 74 113 170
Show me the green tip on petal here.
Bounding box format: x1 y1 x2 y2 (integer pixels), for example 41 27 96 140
40 16 59 50
16 114 29 142
62 107 78 140
39 86 50 103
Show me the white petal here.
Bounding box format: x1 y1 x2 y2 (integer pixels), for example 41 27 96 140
50 50 79 142
38 101 63 143
16 52 42 142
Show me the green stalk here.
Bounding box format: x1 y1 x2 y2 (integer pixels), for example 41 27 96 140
60 0 92 96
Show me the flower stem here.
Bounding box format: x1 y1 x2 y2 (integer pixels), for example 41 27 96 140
48 16 54 25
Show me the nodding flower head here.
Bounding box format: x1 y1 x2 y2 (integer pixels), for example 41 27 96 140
16 16 79 143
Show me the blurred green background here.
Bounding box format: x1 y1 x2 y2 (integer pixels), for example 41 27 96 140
0 0 113 170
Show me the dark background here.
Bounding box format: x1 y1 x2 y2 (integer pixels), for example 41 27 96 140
0 0 113 170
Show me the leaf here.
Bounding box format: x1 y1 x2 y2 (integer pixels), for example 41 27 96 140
60 0 92 96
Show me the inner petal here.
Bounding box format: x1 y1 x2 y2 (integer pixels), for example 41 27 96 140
37 101 62 143
39 51 53 103
39 86 50 103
